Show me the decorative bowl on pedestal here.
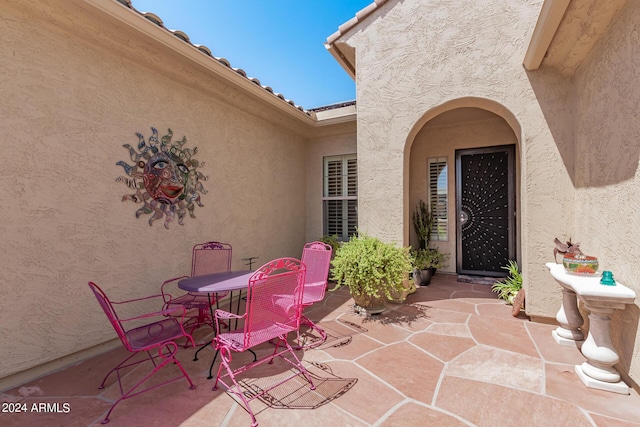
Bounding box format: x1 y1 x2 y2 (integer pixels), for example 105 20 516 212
563 254 599 275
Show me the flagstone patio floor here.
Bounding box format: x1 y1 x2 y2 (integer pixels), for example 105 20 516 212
2 273 639 426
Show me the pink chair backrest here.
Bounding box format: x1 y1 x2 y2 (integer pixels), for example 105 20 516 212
243 258 306 349
300 241 332 305
88 282 132 351
191 241 232 276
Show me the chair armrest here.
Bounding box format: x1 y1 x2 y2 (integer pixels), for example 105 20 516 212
119 305 186 323
213 309 244 335
160 276 190 303
111 293 166 305
214 309 244 320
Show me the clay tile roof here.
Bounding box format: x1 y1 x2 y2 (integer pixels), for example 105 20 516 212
216 57 231 68
142 12 162 26
308 100 356 112
326 0 388 44
195 44 212 56
170 29 190 43
116 0 312 116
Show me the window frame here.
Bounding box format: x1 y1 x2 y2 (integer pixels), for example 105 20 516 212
323 154 357 241
428 156 448 241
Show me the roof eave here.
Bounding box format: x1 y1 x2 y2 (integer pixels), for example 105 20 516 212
324 0 391 78
85 0 316 125
523 0 572 71
324 40 356 79
314 103 357 126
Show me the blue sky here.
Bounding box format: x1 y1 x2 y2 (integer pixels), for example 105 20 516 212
131 1 372 109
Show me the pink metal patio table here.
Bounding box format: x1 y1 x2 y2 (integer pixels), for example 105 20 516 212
178 270 253 328
178 270 254 377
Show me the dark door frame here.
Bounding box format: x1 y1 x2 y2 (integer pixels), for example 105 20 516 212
455 144 516 277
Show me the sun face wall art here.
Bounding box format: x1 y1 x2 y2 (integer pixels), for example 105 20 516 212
116 127 208 228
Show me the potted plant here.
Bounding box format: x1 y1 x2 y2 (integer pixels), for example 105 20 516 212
330 233 412 314
411 247 449 286
411 199 449 286
413 199 434 251
491 260 524 316
387 275 417 304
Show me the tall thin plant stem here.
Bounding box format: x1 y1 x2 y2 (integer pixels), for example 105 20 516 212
413 200 434 250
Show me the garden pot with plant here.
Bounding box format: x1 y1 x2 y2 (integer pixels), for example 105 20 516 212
330 233 412 314
491 260 524 316
411 247 449 287
387 276 416 304
412 199 449 286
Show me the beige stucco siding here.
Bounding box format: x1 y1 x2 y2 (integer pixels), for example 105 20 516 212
5 0 638 393
0 1 307 382
572 0 640 385
338 0 575 318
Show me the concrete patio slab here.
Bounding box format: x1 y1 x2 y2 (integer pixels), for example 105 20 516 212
2 273 639 426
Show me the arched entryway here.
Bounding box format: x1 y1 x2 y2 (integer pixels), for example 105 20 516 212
404 98 522 278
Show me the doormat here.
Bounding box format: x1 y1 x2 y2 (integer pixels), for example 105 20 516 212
457 275 497 285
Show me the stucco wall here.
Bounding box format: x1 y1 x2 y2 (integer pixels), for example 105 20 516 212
306 133 358 242
572 0 640 385
409 115 519 273
339 0 576 319
0 1 308 383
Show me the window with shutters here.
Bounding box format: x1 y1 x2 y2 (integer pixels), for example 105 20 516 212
323 155 357 240
428 157 448 241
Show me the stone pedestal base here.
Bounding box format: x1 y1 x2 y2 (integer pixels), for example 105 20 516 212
575 365 630 394
552 329 583 348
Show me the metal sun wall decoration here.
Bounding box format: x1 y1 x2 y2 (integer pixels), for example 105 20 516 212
116 127 208 228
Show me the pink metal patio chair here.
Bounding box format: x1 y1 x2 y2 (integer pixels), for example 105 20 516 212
161 241 232 334
211 258 315 427
87 282 196 424
296 241 333 347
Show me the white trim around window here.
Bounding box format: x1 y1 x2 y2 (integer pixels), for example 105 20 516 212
428 157 448 241
323 154 357 240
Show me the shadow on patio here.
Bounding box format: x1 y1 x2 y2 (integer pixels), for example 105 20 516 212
1 274 639 426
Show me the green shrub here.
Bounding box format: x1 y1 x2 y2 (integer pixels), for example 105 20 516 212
331 233 412 300
319 234 341 255
411 247 449 270
413 200 434 250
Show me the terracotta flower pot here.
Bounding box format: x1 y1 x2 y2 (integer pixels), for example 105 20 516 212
351 292 386 314
388 278 417 304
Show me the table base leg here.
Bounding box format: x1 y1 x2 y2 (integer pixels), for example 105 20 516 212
194 342 209 361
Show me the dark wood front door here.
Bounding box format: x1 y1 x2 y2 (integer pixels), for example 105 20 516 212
455 145 516 277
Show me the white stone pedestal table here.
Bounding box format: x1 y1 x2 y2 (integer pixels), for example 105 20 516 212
546 262 636 394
